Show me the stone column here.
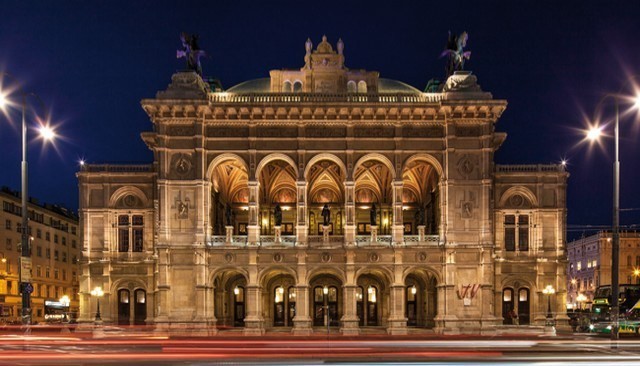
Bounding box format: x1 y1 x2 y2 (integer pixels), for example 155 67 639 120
243 249 264 335
225 226 233 244
340 251 360 335
274 225 282 244
418 225 426 242
296 181 308 247
387 252 407 334
322 225 330 245
154 245 170 324
391 180 404 246
292 252 312 335
247 181 260 245
344 181 356 247
370 225 378 243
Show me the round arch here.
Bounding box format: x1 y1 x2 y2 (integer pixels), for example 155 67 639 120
401 265 443 285
352 153 396 180
306 266 346 284
354 265 393 287
206 153 249 181
208 266 250 287
108 186 150 208
498 186 539 208
258 265 298 286
255 153 298 181
402 154 444 179
111 278 148 294
304 153 347 181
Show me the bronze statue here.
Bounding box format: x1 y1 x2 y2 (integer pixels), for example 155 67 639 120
225 204 232 226
370 203 377 226
441 31 471 78
414 207 425 226
274 204 283 226
177 32 206 76
321 204 331 226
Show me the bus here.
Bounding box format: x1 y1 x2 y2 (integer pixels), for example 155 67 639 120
590 284 640 333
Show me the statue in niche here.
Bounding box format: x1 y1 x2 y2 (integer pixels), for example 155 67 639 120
225 204 233 226
414 207 425 226
177 32 206 76
370 203 377 226
305 38 313 55
441 31 471 78
178 201 188 219
321 204 331 226
274 204 282 226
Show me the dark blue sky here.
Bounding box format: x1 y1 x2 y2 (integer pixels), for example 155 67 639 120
1 1 639 238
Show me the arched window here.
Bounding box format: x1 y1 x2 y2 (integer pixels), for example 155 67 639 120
347 81 356 93
293 81 303 93
282 81 292 92
518 288 530 325
357 81 367 93
366 286 378 326
274 286 285 326
406 285 418 326
134 289 146 325
234 286 245 327
288 286 296 325
118 289 130 325
502 287 514 325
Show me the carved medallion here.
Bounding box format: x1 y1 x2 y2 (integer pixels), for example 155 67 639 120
224 253 234 263
321 252 332 263
509 194 524 207
123 194 138 208
369 252 380 263
457 155 474 177
273 253 283 263
175 154 192 177
417 252 427 262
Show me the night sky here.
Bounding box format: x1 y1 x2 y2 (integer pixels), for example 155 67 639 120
1 1 639 239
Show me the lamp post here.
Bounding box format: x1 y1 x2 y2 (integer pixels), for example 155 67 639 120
542 285 555 326
576 293 587 311
586 87 640 341
0 73 56 326
91 287 104 322
633 269 640 285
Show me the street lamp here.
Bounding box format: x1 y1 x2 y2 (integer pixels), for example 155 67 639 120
633 269 640 284
576 293 587 311
59 295 70 322
542 285 555 325
90 287 104 321
584 85 640 341
0 73 56 326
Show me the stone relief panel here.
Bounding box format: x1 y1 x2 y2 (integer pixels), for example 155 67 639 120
172 189 195 228
170 153 194 179
457 190 477 219
456 154 478 179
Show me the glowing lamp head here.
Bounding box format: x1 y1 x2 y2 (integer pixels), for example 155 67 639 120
90 286 104 297
587 126 602 141
234 286 240 295
0 93 7 109
411 286 417 295
323 286 329 295
634 94 640 110
1 257 6 263
38 125 56 141
634 269 640 277
543 285 555 295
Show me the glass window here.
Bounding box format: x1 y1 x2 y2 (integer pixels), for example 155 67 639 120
54 269 59 279
407 286 416 301
5 238 11 250
5 219 11 229
62 237 66 246
329 286 338 302
503 288 513 302
62 252 67 262
46 267 50 278
314 287 324 302
518 215 529 251
136 290 146 304
36 229 41 238
504 215 515 251
36 265 42 277
46 248 50 258
275 286 284 303
62 269 66 281
519 288 528 301
234 286 244 302
367 286 377 303
54 234 58 244
118 215 129 252
45 232 50 241
54 250 59 261
133 215 144 252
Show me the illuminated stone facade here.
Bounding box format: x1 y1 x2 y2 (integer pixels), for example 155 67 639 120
0 188 80 323
77 36 568 334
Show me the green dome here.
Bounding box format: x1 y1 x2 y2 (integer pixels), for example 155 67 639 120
226 78 271 93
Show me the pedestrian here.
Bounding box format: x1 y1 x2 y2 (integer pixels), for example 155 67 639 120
508 308 519 325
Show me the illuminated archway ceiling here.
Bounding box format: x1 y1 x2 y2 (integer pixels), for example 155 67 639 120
402 161 439 204
308 161 345 203
354 161 392 203
259 160 297 203
211 160 249 203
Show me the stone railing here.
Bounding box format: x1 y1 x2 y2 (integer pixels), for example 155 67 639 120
259 235 296 247
495 164 565 173
81 164 155 173
355 235 393 247
404 235 441 246
206 234 442 248
209 92 443 104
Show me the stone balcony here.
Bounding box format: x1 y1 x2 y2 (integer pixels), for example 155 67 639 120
205 234 442 248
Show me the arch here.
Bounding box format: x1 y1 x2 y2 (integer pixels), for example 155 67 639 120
258 265 298 286
282 80 292 92
347 80 357 93
354 265 394 286
111 278 148 294
401 265 443 285
208 266 250 286
255 153 298 181
498 186 539 208
304 153 347 181
306 266 346 284
357 80 367 93
206 153 249 181
352 153 396 180
499 275 536 291
293 81 303 93
108 186 150 208
402 154 444 179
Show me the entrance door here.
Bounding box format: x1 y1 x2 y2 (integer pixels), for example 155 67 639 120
366 286 378 326
274 286 285 326
234 286 245 327
313 287 324 326
518 288 530 325
288 286 296 326
356 287 364 326
133 289 146 325
328 286 339 326
406 286 417 326
118 289 130 325
502 288 514 325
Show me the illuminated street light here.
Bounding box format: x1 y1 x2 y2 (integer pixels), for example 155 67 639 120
543 285 555 325
576 293 587 310
323 286 329 335
90 286 104 321
0 73 56 326
587 126 602 141
584 79 640 341
59 295 70 322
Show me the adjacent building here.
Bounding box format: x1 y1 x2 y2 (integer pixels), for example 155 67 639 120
566 231 640 309
0 187 80 323
77 36 569 334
